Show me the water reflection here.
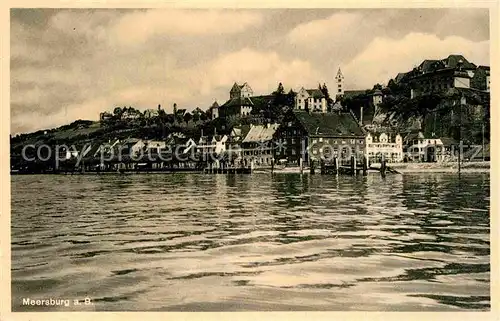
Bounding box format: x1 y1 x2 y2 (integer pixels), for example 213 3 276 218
11 173 490 311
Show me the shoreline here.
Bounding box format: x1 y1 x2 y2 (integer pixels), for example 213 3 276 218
10 162 490 175
387 161 490 174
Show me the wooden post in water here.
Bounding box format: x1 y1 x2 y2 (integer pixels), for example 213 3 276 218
271 158 274 174
353 156 357 176
335 156 339 175
362 155 367 176
300 157 304 174
320 159 324 174
310 159 315 175
381 154 386 178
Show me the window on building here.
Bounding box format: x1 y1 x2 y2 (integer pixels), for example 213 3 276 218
338 89 342 93
313 149 318 155
319 138 323 142
338 84 341 88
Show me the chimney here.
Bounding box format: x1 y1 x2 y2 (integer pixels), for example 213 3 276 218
360 106 364 125
158 104 161 111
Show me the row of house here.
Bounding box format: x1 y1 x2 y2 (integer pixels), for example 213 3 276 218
60 107 473 173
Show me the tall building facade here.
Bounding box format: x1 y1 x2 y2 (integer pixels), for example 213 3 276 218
335 68 344 96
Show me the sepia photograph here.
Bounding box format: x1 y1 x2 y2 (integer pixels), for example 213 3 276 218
4 4 495 317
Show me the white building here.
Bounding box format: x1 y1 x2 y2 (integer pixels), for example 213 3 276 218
197 135 229 156
404 132 446 162
144 109 160 118
209 101 219 120
241 124 279 167
335 68 344 96
143 140 166 153
230 82 253 99
295 87 327 112
366 132 403 163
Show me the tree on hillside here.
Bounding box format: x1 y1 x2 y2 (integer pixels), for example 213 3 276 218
275 82 285 95
165 114 175 124
192 107 203 123
320 83 333 107
192 111 200 123
113 107 123 118
272 82 287 107
286 89 296 107
183 112 193 125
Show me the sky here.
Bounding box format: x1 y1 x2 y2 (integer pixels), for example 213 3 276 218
10 8 490 134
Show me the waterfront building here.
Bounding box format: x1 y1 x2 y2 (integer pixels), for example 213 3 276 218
241 123 279 168
403 132 447 162
88 139 120 158
197 135 229 156
294 87 327 112
143 140 166 154
117 138 143 157
365 131 403 163
57 145 80 160
274 110 365 166
166 135 197 156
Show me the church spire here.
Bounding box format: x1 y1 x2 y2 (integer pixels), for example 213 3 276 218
336 68 344 79
335 67 344 97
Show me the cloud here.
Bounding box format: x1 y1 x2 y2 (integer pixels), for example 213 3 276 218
194 48 321 94
110 9 264 46
287 12 362 44
49 10 116 43
10 47 320 134
342 32 490 89
9 9 491 135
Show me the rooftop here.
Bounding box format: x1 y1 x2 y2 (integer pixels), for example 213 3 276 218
442 54 477 70
242 124 279 143
305 89 325 99
293 110 364 137
343 90 367 99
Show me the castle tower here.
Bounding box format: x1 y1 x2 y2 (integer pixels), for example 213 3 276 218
335 68 344 97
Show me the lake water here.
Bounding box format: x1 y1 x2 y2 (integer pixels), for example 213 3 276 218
11 173 490 311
